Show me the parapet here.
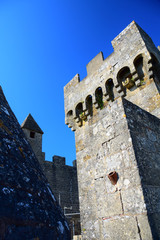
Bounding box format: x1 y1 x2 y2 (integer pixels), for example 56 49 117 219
86 52 104 76
52 155 77 167
53 155 66 166
64 21 160 131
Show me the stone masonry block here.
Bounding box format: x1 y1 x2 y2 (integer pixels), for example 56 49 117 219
121 186 147 214
117 166 141 190
101 216 140 240
95 177 122 218
137 214 153 240
104 133 132 156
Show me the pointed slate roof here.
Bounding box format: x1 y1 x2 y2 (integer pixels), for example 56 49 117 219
21 113 44 134
0 86 70 239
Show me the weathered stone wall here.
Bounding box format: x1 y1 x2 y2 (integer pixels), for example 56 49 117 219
42 156 81 236
42 158 80 216
72 98 160 240
22 128 45 165
75 98 153 240
124 99 160 239
64 21 160 239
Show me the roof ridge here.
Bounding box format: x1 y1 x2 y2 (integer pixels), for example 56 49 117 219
21 113 44 134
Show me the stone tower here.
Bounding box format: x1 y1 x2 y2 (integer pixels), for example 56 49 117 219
64 21 160 239
21 113 45 164
21 114 81 237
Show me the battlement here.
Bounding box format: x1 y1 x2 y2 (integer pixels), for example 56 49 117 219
64 21 160 131
52 155 77 167
86 51 104 75
52 155 66 166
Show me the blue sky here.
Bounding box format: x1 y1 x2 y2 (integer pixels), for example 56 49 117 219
0 0 160 165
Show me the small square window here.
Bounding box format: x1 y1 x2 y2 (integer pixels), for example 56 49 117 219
30 131 35 138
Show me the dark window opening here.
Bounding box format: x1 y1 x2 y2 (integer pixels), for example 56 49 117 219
117 67 131 84
151 53 160 92
86 95 93 116
117 67 132 91
105 79 114 101
95 87 103 109
76 103 83 118
67 110 73 117
134 55 144 80
30 131 35 138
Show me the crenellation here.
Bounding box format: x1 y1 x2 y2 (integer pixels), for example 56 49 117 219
53 155 66 166
64 73 80 96
64 21 160 133
86 52 104 76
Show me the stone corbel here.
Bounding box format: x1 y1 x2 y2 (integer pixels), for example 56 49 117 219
147 59 154 79
92 94 99 109
130 66 140 87
122 77 135 89
115 85 125 97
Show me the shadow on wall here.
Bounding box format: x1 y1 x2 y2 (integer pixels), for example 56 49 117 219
123 98 160 239
150 53 160 93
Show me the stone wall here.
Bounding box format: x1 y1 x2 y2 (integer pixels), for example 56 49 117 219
74 98 152 240
22 128 45 165
72 98 160 240
42 156 81 236
124 98 160 239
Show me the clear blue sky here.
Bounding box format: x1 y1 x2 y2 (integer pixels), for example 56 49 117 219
0 0 159 165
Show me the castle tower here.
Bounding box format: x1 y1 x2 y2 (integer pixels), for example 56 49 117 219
21 113 45 164
64 21 160 239
21 115 81 237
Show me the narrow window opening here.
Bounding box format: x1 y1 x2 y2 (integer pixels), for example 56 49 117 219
95 87 103 109
86 95 93 116
134 56 144 80
117 67 133 90
67 110 73 117
118 67 131 84
151 53 160 92
76 103 83 118
105 79 114 101
30 131 35 138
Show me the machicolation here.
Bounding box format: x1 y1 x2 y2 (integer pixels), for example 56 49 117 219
64 21 160 132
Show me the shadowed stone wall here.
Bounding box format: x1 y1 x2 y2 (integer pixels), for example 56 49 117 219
42 156 81 237
22 128 45 165
124 99 160 239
